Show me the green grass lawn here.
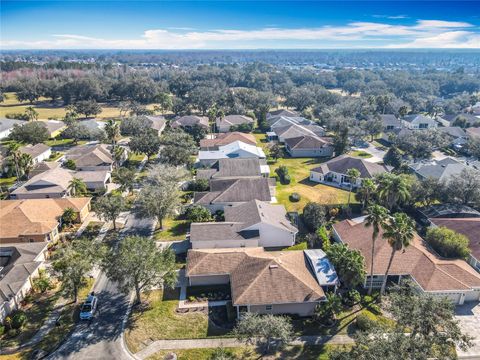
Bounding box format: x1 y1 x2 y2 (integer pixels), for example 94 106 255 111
125 289 231 354
0 177 17 188
44 138 88 148
349 150 373 158
154 218 190 242
146 344 349 360
270 157 355 212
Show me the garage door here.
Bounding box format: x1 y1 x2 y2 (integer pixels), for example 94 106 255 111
465 290 480 302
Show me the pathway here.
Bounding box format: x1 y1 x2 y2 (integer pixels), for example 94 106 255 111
134 335 355 359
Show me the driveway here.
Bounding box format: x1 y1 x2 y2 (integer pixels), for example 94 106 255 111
352 143 386 163
455 302 480 359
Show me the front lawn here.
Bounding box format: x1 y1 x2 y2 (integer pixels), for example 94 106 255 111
349 150 372 158
154 218 190 242
125 289 231 354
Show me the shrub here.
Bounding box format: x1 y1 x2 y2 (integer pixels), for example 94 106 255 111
275 166 290 184
11 311 27 329
362 295 374 305
425 226 470 259
188 178 209 192
6 112 29 120
7 329 18 338
289 192 301 202
355 313 375 331
283 174 291 184
343 289 361 307
367 303 382 315
302 202 326 232
0 325 5 336
188 296 196 302
184 205 212 222
63 159 76 170
33 272 52 293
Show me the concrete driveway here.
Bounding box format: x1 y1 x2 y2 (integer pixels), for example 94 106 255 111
455 302 480 359
352 143 386 163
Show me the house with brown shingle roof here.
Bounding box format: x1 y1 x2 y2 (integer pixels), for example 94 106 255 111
216 115 254 133
200 132 257 150
186 248 329 317
193 178 274 212
310 155 391 189
190 200 297 249
285 135 334 158
332 217 480 304
171 115 209 130
64 143 116 171
0 198 91 243
196 158 269 180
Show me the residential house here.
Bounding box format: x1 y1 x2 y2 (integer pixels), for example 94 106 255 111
194 177 274 212
271 123 326 143
409 157 476 183
309 155 391 188
0 118 25 139
429 217 480 272
466 127 480 140
196 158 270 180
41 120 66 138
186 248 337 317
197 141 266 167
267 109 299 119
268 115 313 129
437 113 480 128
466 102 480 116
190 199 298 249
437 127 468 150
80 118 106 132
19 144 52 164
285 135 334 158
402 114 437 130
64 144 118 171
417 204 480 223
333 217 480 304
0 197 91 243
379 114 402 132
216 115 254 133
171 115 209 130
28 161 60 178
145 115 167 135
0 242 49 322
10 167 110 199
200 132 256 150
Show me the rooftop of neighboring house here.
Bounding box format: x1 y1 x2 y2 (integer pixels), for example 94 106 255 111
186 248 325 306
285 135 333 150
0 118 25 133
198 141 266 160
437 126 467 139
171 115 209 129
145 115 167 132
29 161 61 178
311 154 391 178
196 158 264 180
440 113 480 126
379 114 402 128
0 242 48 303
273 123 325 139
418 203 480 220
429 217 480 262
194 178 273 205
0 198 91 240
333 217 480 292
466 127 480 139
409 157 474 182
268 116 314 129
65 143 113 168
19 143 51 159
190 200 297 243
199 132 256 149
267 109 299 118
41 120 66 135
403 114 436 124
216 115 254 127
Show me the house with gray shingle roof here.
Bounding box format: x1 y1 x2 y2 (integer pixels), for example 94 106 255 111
309 155 391 188
216 115 254 133
408 157 476 183
402 114 437 130
267 109 299 119
196 158 269 180
190 199 297 249
0 118 25 139
285 135 334 158
171 115 209 130
19 143 52 164
379 114 402 131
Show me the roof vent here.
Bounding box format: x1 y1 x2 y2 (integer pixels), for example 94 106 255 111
269 264 278 269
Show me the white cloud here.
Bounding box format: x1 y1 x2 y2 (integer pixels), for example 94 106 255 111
2 19 479 49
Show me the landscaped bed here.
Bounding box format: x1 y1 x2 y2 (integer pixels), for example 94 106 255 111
186 285 231 303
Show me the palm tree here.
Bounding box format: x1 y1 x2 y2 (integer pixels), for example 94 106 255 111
111 146 125 169
7 143 22 184
105 119 120 147
380 213 415 296
358 178 376 210
25 106 39 121
68 177 87 196
364 205 389 295
19 153 33 179
346 168 361 207
376 173 411 211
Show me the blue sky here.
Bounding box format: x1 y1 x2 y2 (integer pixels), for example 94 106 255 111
1 1 479 49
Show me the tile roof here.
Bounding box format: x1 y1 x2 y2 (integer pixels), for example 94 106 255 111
285 135 333 150
200 132 257 150
0 198 91 240
194 178 272 205
186 248 325 306
196 158 262 180
429 218 480 262
311 155 390 178
333 218 480 292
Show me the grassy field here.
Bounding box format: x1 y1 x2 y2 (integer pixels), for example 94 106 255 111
153 218 190 242
146 344 348 360
125 289 231 354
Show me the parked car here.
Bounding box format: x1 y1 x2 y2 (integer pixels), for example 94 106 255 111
79 293 98 320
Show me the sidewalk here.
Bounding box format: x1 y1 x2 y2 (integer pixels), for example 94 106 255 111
134 335 355 359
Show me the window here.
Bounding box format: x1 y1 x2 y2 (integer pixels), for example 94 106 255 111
419 123 428 129
265 305 272 311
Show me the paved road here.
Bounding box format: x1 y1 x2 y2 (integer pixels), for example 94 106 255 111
48 214 155 360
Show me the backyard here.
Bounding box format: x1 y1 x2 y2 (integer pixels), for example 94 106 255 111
153 218 190 242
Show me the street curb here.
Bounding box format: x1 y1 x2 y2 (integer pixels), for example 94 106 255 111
121 292 140 360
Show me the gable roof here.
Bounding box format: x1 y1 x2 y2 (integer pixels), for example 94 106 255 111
65 144 113 167
333 218 480 292
311 155 390 178
274 123 325 139
440 113 480 126
171 115 209 129
216 115 254 127
29 161 61 178
379 114 401 128
186 248 325 306
0 198 91 240
41 120 66 134
196 158 262 180
200 132 256 149
198 141 265 161
437 126 467 139
285 135 333 150
403 114 435 124
11 167 72 196
145 115 167 131
19 143 51 159
0 118 25 133
194 178 272 205
409 157 474 182
269 116 315 129
268 109 299 118
466 127 480 139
